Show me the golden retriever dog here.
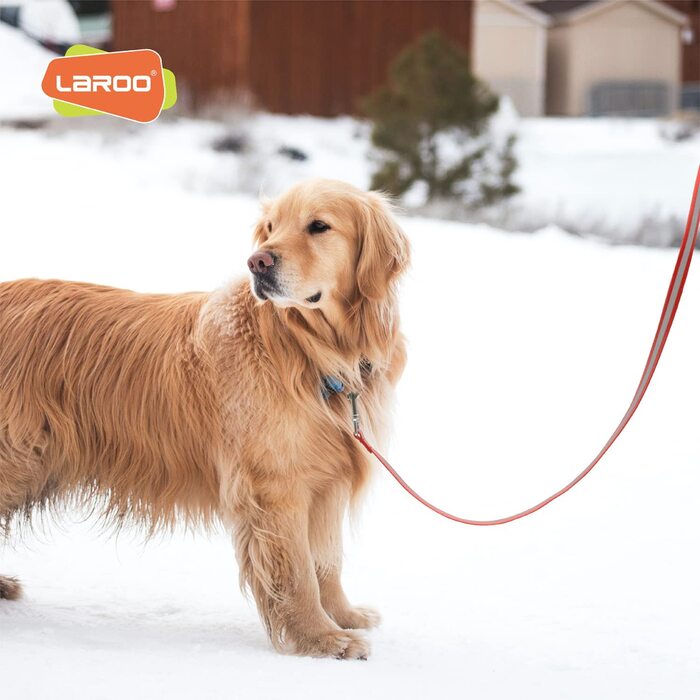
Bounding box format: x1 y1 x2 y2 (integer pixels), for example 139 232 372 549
0 179 409 659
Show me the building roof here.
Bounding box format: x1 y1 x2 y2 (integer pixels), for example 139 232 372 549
534 0 594 16
490 0 553 27
531 0 688 26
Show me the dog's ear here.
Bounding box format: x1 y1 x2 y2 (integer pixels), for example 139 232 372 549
356 192 410 301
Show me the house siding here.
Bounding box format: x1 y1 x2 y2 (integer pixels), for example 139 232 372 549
112 0 250 106
473 0 548 116
546 0 683 115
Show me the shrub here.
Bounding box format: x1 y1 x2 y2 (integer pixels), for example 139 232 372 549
364 32 519 208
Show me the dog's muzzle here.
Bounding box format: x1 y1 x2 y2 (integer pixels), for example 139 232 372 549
248 250 281 300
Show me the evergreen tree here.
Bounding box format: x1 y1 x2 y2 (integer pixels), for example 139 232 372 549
364 32 519 207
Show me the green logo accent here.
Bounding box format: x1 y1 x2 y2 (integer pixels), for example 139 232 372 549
52 44 177 118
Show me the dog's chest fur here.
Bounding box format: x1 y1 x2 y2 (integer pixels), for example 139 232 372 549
200 281 392 495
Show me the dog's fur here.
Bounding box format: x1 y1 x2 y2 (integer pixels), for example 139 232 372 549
0 179 409 659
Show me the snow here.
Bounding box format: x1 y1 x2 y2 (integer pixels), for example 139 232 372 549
16 0 80 45
6 109 696 242
1 99 700 697
0 22 58 121
515 118 700 242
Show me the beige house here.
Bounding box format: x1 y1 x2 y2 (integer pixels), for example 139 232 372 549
473 0 552 116
537 0 688 116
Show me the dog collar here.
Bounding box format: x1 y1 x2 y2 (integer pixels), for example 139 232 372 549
321 376 344 399
321 359 373 400
321 379 361 435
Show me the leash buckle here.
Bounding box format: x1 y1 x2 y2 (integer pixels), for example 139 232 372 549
347 392 361 436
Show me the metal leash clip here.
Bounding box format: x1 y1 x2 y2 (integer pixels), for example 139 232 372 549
347 392 361 436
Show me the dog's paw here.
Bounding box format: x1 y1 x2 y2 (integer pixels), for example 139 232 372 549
332 606 381 630
0 576 22 601
295 629 370 660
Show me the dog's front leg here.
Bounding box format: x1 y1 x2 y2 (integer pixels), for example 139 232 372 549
232 487 370 659
309 485 380 631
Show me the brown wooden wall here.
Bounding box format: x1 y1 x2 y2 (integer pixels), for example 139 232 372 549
663 0 700 82
112 0 251 106
247 0 473 115
112 0 473 116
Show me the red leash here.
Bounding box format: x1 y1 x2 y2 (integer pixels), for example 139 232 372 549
353 166 700 526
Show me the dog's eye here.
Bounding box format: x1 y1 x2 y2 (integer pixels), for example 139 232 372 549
307 220 330 235
267 222 272 233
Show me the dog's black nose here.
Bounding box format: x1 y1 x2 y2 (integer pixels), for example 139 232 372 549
247 251 275 275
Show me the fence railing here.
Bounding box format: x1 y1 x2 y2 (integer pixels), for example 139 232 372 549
589 81 671 117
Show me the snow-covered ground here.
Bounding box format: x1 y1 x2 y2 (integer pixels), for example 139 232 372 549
1 30 700 698
514 117 700 242
9 109 696 245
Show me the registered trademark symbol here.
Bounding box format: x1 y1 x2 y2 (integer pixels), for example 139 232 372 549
151 70 157 76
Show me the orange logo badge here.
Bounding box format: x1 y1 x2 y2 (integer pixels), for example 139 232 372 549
42 46 177 123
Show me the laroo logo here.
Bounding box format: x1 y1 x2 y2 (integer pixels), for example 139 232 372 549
41 45 177 123
55 75 153 93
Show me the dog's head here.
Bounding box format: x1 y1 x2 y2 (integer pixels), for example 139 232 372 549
248 179 409 312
